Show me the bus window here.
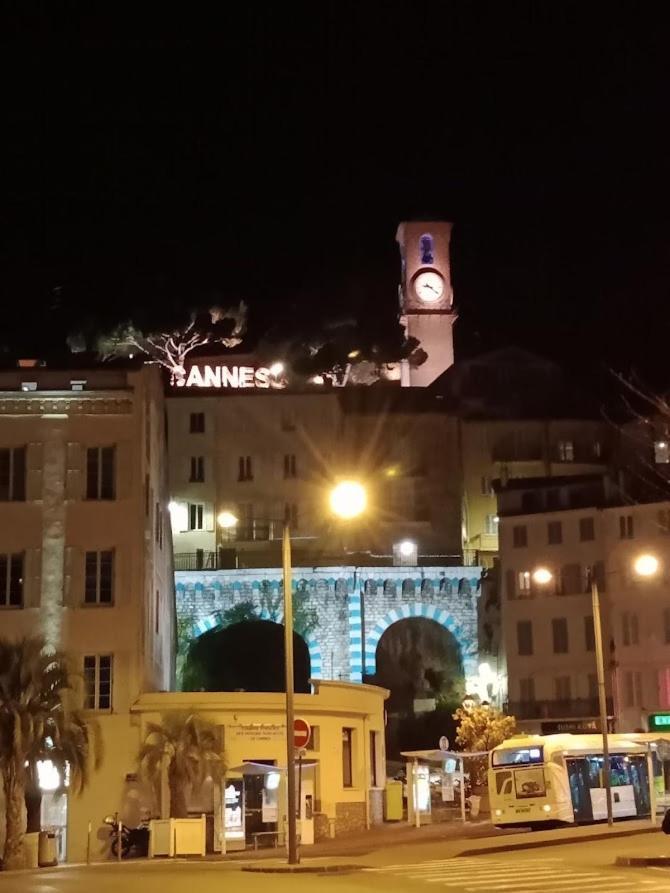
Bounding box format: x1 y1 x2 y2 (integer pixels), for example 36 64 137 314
495 770 513 796
492 746 543 767
514 767 546 799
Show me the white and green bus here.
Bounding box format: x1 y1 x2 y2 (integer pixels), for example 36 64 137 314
489 733 668 828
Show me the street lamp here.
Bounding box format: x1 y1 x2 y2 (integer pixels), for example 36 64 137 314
217 510 238 529
283 480 367 865
533 553 659 826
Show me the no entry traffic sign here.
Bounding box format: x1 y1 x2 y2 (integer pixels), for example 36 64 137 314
294 717 311 749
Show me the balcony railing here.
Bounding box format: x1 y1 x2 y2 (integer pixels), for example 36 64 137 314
506 697 613 721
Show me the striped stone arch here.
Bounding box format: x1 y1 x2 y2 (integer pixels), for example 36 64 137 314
364 603 475 677
190 609 322 680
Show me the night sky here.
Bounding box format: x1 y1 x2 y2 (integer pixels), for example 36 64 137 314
3 5 670 382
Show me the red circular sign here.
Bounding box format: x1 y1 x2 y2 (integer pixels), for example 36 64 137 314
294 717 311 749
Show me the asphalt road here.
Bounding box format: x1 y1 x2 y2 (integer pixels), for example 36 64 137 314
4 834 670 893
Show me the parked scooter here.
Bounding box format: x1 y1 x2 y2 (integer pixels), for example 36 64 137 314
104 814 150 858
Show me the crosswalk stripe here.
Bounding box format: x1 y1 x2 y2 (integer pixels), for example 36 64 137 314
463 875 623 891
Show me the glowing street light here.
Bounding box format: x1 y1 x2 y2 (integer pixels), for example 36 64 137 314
329 480 367 520
398 539 416 558
633 553 660 578
217 511 238 529
269 361 284 377
529 553 659 827
532 567 553 586
283 479 367 865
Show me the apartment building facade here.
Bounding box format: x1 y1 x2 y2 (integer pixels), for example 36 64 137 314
499 474 670 733
0 363 174 860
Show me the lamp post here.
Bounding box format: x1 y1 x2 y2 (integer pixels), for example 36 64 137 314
533 552 659 827
284 480 367 865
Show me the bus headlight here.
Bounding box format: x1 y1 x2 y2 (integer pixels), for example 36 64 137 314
542 804 552 813
494 809 503 817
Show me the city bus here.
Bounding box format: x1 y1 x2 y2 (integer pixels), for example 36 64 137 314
488 733 669 828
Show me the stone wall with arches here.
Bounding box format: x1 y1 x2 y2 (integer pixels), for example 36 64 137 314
175 565 482 689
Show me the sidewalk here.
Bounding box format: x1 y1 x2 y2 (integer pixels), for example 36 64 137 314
229 816 659 863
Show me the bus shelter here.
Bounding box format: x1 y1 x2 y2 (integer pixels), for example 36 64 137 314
401 749 488 827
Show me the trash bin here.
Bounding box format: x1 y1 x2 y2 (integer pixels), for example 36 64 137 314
38 831 58 867
24 832 39 869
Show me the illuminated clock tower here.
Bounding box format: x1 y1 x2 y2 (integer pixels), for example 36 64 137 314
396 220 456 387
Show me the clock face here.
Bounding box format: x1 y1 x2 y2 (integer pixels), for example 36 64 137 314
414 270 445 304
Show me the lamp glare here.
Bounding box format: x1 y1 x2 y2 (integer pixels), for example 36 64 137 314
330 481 367 520
634 553 659 578
532 567 553 586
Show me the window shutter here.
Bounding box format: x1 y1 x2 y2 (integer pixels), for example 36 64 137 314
505 568 516 599
24 548 42 608
204 503 215 531
116 441 131 500
26 443 44 501
65 443 83 500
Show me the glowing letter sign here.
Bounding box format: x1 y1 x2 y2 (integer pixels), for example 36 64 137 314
177 365 278 389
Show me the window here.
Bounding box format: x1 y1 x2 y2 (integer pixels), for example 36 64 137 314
559 563 582 595
238 456 253 481
189 412 205 433
579 517 595 542
512 525 528 548
0 446 26 501
190 456 205 482
283 454 297 479
188 503 204 530
593 441 602 458
155 589 159 634
86 446 115 500
342 727 353 788
664 608 670 644
552 617 569 654
21 381 37 392
485 514 499 535
517 620 533 656
655 440 670 464
370 730 381 787
547 521 562 545
546 489 560 510
519 677 535 702
0 553 23 607
622 612 639 646
306 725 320 751
70 379 86 391
284 502 298 529
481 476 493 496
517 571 531 597
584 615 595 651
83 655 113 711
623 670 642 708
619 514 634 539
84 551 114 605
155 502 161 545
419 233 434 265
558 440 574 461
554 676 571 701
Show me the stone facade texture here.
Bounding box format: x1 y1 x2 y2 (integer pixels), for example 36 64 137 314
175 565 482 688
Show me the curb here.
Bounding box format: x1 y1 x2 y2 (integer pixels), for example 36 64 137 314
616 855 670 867
457 827 658 857
242 863 367 874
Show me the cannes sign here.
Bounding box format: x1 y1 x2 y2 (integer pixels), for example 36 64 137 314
176 365 283 389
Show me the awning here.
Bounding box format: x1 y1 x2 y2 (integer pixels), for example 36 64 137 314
227 761 317 776
400 749 489 762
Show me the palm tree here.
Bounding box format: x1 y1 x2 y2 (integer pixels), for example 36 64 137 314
138 712 225 818
0 637 102 870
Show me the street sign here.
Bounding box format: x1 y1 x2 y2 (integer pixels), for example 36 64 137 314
294 717 311 749
439 735 450 752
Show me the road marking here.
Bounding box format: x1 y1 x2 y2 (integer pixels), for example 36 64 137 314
366 858 670 893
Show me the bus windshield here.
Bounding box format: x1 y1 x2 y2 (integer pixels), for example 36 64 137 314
492 746 544 767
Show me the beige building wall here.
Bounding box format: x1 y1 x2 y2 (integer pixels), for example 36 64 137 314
63 681 387 861
500 497 670 733
0 364 174 709
461 418 610 566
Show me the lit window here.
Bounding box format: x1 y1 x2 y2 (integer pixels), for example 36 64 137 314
518 571 531 595
655 441 670 464
558 440 574 462
485 514 499 535
83 654 113 711
21 382 37 392
419 233 434 265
